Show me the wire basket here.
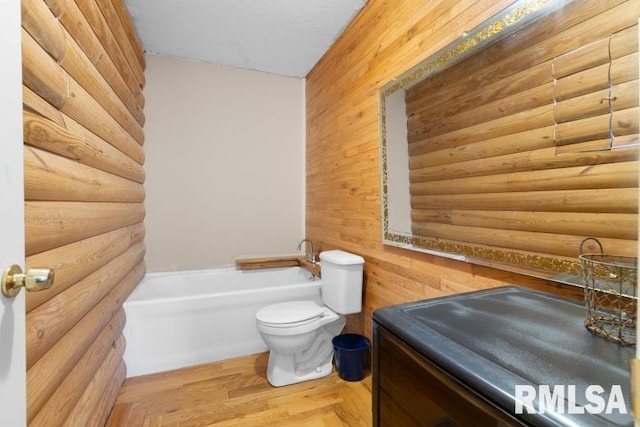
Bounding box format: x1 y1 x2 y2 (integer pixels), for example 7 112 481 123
579 237 637 345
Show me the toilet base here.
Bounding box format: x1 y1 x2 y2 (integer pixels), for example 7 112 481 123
264 317 346 387
266 354 334 387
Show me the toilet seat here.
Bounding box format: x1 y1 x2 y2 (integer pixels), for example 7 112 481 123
256 301 340 336
256 301 324 327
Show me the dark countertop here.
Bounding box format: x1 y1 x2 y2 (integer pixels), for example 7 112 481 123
373 286 634 427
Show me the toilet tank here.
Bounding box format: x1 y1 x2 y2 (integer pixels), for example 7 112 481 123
319 250 365 314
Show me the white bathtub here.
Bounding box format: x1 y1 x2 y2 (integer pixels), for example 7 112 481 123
123 266 321 377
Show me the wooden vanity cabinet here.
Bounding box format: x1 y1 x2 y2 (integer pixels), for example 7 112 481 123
373 322 525 427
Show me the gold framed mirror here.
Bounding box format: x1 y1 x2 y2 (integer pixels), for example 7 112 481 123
379 0 639 284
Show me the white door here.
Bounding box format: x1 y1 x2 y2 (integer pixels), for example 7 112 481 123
0 0 26 425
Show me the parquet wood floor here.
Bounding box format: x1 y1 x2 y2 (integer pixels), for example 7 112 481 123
106 352 372 426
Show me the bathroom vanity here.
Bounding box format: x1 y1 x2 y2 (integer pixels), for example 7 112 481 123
372 286 634 427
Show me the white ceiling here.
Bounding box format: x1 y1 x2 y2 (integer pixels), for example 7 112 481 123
123 0 368 78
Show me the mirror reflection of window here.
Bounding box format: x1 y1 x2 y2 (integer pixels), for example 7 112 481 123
385 89 411 236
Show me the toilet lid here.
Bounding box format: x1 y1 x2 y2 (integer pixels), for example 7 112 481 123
256 301 324 325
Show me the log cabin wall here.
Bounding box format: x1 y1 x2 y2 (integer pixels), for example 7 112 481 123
21 0 146 425
305 0 635 337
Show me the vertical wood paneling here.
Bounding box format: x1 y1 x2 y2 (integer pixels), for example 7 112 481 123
306 0 591 337
21 0 145 425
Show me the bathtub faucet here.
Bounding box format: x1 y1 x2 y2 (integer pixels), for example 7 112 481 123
297 239 317 264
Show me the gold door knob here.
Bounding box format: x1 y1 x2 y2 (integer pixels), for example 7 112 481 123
2 265 54 298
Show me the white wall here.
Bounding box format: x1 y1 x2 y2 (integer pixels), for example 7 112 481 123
144 54 305 272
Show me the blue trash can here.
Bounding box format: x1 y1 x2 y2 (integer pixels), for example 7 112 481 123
332 334 370 381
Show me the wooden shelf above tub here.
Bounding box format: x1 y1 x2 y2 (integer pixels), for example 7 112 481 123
298 258 321 278
235 255 300 270
235 255 321 278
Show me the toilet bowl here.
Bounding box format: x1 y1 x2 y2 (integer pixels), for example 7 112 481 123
256 250 364 387
256 301 346 386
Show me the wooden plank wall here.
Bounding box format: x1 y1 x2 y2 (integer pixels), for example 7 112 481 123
405 5 638 266
21 0 146 425
306 0 602 337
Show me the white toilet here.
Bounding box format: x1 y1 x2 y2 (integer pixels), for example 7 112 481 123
256 250 365 387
